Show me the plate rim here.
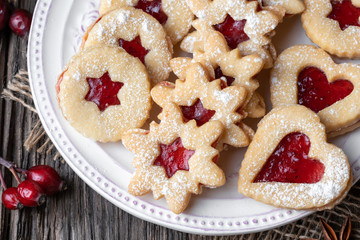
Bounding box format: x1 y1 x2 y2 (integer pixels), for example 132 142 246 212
27 0 358 235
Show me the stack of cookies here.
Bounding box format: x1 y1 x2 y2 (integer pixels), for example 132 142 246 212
57 0 356 214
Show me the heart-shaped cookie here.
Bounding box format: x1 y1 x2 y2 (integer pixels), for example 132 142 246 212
238 105 352 210
271 45 360 138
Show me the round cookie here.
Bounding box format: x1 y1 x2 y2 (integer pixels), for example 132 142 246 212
82 7 172 84
99 0 194 44
302 0 360 58
57 46 151 142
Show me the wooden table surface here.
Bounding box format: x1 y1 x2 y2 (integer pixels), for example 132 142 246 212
0 1 359 240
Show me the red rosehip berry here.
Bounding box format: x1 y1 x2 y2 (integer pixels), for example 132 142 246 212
0 1 10 31
9 8 31 37
17 180 46 207
26 165 66 195
2 187 23 210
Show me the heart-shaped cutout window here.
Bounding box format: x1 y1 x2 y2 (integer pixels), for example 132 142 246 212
254 132 325 183
297 66 353 113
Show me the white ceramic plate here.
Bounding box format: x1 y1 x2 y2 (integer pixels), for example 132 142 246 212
27 0 360 235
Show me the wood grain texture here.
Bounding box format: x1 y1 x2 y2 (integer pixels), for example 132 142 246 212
0 1 359 240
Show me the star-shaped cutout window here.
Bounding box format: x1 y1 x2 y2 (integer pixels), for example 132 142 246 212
327 0 360 31
85 72 124 112
213 14 250 49
153 138 195 178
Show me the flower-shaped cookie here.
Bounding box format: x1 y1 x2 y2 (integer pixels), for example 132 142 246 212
152 62 252 149
182 0 285 68
261 0 305 15
98 0 194 44
56 46 151 142
123 103 225 214
271 45 360 137
302 0 360 58
171 30 265 118
238 105 352 210
82 7 172 84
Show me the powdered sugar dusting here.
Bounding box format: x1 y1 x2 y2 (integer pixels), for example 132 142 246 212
271 45 360 136
83 7 172 83
58 46 151 142
152 61 253 149
98 0 194 44
182 0 285 68
123 103 225 214
302 0 360 58
239 105 351 209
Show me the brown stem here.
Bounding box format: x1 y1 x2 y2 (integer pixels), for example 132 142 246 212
0 157 23 184
0 156 14 169
9 168 21 184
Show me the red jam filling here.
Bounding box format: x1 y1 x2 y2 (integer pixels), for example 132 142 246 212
254 132 325 183
214 67 235 88
327 0 360 30
181 99 216 126
213 15 250 49
118 36 149 64
135 0 168 25
297 66 353 113
85 72 124 112
153 138 195 178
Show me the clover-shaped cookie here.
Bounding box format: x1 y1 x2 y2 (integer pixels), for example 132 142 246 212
302 0 360 58
238 105 352 210
98 0 194 44
123 102 225 214
152 62 253 150
171 30 265 118
182 0 284 68
271 45 360 138
81 7 172 84
56 46 151 142
261 0 305 15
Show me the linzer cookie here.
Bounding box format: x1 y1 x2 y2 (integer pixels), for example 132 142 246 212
98 0 194 44
122 103 225 214
182 0 285 68
56 46 151 142
81 7 172 83
238 105 352 210
171 30 265 118
152 62 253 150
271 45 360 137
302 0 360 58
